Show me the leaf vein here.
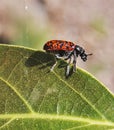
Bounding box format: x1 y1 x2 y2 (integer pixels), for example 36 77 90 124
52 71 107 121
0 118 15 129
0 77 34 113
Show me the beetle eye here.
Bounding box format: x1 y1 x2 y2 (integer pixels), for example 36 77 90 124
77 47 84 54
76 47 80 51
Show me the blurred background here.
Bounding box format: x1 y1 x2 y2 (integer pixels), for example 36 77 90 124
0 0 114 92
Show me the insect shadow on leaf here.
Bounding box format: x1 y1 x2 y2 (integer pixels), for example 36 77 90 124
25 51 56 70
57 60 67 68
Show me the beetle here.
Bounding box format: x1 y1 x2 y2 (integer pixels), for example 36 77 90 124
43 40 92 76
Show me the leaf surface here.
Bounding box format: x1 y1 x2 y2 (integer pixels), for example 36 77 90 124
0 44 114 130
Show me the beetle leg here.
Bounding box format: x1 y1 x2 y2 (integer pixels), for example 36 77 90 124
50 61 57 71
50 54 63 71
55 54 63 59
73 50 77 72
66 57 72 76
64 51 73 60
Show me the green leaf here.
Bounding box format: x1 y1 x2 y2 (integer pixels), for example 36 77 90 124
0 44 114 130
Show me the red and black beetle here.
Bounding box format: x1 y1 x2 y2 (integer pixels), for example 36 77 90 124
43 40 92 76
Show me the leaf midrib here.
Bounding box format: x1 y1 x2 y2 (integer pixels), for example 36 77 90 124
0 113 114 126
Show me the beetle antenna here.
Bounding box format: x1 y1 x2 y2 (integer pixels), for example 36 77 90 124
87 53 93 56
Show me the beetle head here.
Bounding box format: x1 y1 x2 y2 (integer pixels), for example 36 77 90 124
75 45 92 61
